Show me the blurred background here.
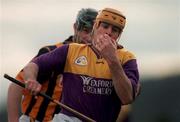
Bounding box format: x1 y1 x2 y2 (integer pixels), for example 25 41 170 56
1 0 180 122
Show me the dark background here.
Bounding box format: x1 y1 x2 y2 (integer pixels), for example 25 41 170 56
132 75 180 122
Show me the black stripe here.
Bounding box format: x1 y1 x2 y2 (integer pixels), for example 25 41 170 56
24 97 37 115
52 95 61 116
25 45 57 121
48 45 57 51
63 36 73 44
36 73 57 121
26 38 71 120
53 103 61 117
36 45 56 57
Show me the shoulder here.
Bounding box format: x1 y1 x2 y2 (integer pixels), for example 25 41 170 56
117 47 136 65
41 42 64 51
37 42 64 56
66 43 88 58
69 43 85 46
68 43 87 49
63 36 73 44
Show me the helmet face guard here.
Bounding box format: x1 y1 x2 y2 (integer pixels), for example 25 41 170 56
77 15 95 31
95 8 126 30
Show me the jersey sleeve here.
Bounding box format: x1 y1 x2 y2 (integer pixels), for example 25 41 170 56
123 59 139 100
32 44 69 75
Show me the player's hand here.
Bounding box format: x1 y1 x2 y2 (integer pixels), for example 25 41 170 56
94 34 117 61
25 79 41 95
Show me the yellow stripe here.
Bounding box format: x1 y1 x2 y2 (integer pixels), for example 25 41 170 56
117 48 136 65
64 44 136 79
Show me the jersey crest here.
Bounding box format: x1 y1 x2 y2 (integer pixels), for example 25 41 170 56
74 55 88 66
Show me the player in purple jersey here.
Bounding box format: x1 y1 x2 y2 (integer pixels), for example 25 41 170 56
23 8 140 122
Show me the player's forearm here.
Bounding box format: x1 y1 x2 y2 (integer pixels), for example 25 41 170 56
23 62 39 81
23 62 42 95
7 83 23 122
107 57 133 105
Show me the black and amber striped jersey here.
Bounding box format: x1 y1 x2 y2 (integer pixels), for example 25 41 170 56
16 36 73 121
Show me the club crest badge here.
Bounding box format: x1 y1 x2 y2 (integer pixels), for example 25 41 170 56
75 56 88 66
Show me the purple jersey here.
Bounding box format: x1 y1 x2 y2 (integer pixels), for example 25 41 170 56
32 43 139 122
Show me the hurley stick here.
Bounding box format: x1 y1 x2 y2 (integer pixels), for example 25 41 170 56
4 74 96 122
